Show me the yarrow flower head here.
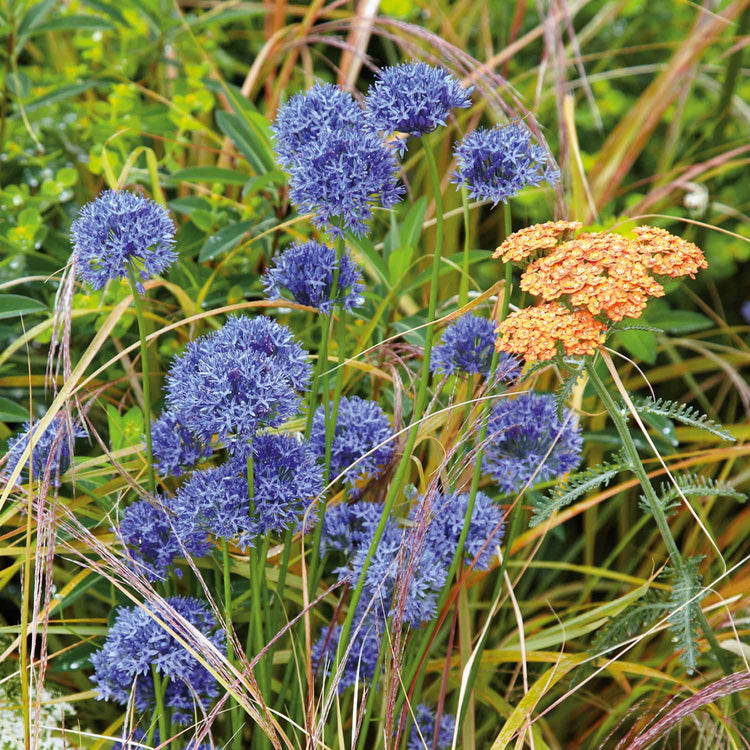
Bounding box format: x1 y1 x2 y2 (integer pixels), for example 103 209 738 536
482 392 583 495
262 240 365 314
151 410 211 478
430 313 520 380
272 82 365 168
310 396 394 495
406 704 456 750
4 413 86 486
172 433 322 550
493 220 582 264
632 226 708 279
165 315 310 447
91 596 224 725
286 125 403 236
70 190 176 291
451 124 559 205
365 61 472 153
496 303 606 362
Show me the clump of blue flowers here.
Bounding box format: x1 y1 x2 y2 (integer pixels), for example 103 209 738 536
165 315 310 447
262 240 365 314
4 413 86 486
482 392 583 494
406 704 456 750
365 61 472 153
310 396 394 494
70 190 177 291
151 410 211 478
91 596 224 725
451 124 560 205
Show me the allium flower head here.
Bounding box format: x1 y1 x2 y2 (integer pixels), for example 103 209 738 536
262 240 365 313
430 313 520 379
496 303 606 362
287 125 403 236
91 596 224 725
172 434 322 549
71 190 176 291
451 124 559 205
165 315 310 446
632 225 708 278
365 62 472 152
151 410 212 478
520 233 665 322
4 414 86 486
407 704 456 750
310 396 394 494
493 220 582 264
272 82 365 168
482 392 583 494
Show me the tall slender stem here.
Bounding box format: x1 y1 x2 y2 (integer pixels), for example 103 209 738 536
333 134 445 680
127 262 156 494
458 186 471 307
150 664 169 745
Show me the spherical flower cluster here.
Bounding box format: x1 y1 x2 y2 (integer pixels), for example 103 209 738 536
151 410 211 478
70 190 176 291
482 392 582 495
310 396 394 494
365 62 472 153
4 414 86 486
633 225 708 278
407 704 456 750
262 240 365 314
493 220 582 264
165 315 310 447
430 313 520 379
91 596 224 725
451 124 559 205
495 303 606 362
271 82 365 168
520 233 665 322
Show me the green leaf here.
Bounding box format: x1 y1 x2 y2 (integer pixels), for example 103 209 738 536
667 557 706 674
400 196 427 251
216 111 274 175
0 294 47 319
107 405 143 452
198 220 253 262
632 397 735 443
21 82 99 113
0 397 30 422
388 244 415 284
646 309 713 334
168 196 212 216
30 14 116 34
171 166 249 185
640 410 678 447
17 0 57 38
346 232 390 287
81 0 129 26
613 329 657 364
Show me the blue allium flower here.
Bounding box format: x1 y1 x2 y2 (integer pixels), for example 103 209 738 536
172 434 322 549
118 497 210 580
310 396 394 494
287 125 403 237
364 62 472 153
450 124 560 205
262 240 365 314
407 704 456 750
741 300 750 324
411 490 504 571
482 392 583 495
272 82 365 169
430 313 521 380
165 315 310 447
4 413 86 486
151 410 212 478
312 611 383 691
91 596 224 725
70 190 177 291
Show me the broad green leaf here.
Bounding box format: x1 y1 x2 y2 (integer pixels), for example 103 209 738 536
30 14 116 34
0 294 47 319
199 220 253 262
388 245 414 285
400 196 427 251
17 0 57 38
0 397 30 422
346 232 390 287
216 111 273 175
646 309 713 334
21 82 99 113
81 0 129 26
613 329 657 364
107 405 143 452
171 166 249 185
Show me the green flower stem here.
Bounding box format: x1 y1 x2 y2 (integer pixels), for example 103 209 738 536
127 261 156 495
584 361 736 680
150 664 169 746
222 538 244 750
333 134 445 681
355 633 387 750
458 185 471 307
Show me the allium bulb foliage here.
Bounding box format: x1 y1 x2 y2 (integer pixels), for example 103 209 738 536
91 597 224 725
482 392 583 494
262 240 365 313
165 315 310 447
70 190 176 291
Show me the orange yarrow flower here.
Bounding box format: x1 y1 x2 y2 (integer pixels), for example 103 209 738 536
493 220 582 263
495 303 606 362
519 232 665 322
632 226 708 278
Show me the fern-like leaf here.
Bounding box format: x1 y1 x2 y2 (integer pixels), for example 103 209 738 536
639 473 747 516
667 556 706 674
632 397 735 443
530 452 630 527
554 361 585 420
